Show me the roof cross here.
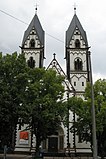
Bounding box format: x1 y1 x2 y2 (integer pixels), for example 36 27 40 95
53 53 56 59
73 3 77 14
35 3 39 14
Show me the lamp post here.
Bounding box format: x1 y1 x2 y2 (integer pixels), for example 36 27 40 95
88 51 97 159
67 92 70 149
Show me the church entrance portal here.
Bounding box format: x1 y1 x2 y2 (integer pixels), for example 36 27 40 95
42 127 64 152
48 137 58 152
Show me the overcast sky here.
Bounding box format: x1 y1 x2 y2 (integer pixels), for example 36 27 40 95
0 0 106 81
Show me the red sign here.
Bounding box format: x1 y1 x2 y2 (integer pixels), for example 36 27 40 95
20 131 29 140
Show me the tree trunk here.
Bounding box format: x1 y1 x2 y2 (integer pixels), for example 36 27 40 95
35 132 41 157
35 142 41 157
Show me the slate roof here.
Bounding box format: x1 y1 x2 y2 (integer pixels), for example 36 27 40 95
66 14 88 47
22 14 44 46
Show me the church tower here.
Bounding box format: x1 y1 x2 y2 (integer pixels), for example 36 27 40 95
21 13 45 68
65 10 90 98
15 13 45 153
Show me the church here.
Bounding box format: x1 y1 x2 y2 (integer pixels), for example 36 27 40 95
15 7 92 155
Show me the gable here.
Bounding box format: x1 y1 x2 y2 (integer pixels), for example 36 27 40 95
47 57 75 93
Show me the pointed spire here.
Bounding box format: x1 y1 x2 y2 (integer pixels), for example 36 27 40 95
22 13 44 47
66 13 88 47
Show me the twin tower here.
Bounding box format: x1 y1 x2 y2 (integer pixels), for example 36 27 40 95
21 12 91 97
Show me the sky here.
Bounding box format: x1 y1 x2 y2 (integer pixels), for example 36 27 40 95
0 0 106 82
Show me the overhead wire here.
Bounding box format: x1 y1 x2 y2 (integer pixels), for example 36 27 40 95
0 9 64 44
0 9 28 25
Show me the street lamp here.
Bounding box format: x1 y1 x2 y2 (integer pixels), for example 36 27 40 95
88 51 98 159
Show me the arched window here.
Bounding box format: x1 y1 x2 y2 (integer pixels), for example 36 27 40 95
74 58 82 71
27 56 35 68
30 39 35 48
75 39 80 48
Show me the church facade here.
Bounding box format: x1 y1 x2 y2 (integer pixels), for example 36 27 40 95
15 11 92 154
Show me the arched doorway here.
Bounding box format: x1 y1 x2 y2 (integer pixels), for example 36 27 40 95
42 127 64 152
48 134 58 152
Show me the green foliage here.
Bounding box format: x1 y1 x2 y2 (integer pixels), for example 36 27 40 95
21 68 66 155
0 52 66 155
68 97 92 143
0 52 28 148
68 79 106 156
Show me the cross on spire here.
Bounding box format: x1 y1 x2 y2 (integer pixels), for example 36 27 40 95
35 3 39 14
53 53 56 59
74 3 77 14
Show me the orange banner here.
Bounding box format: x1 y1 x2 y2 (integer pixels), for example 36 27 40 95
20 131 29 140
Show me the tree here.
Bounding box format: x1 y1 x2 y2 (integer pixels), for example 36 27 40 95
0 52 28 149
21 68 66 156
68 79 106 157
0 52 66 156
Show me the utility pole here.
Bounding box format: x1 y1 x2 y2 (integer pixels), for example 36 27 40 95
88 51 98 159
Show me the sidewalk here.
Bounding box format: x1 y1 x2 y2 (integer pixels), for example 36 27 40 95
0 154 32 159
